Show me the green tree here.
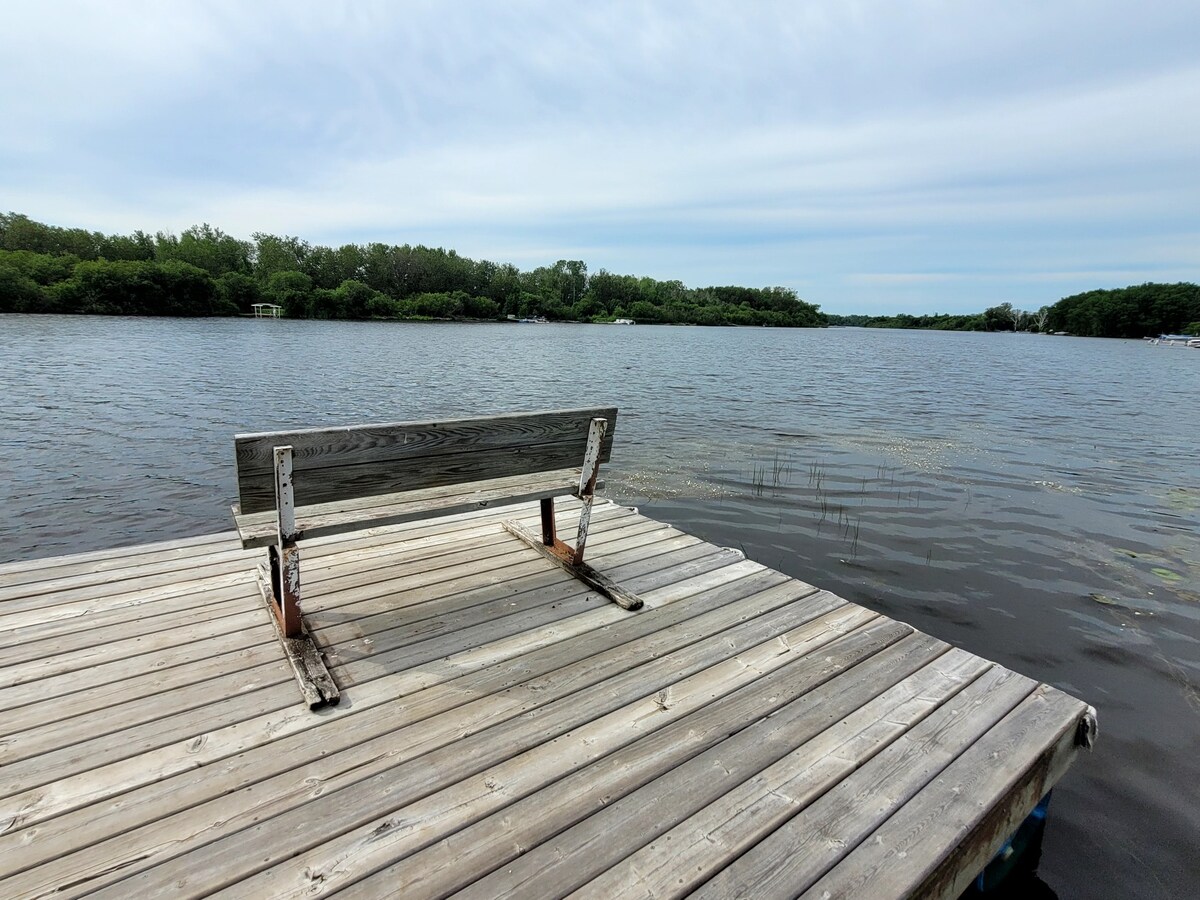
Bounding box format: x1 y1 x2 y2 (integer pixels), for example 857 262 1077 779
215 272 261 313
332 279 381 319
156 224 251 275
53 258 219 315
462 295 500 319
265 270 314 317
254 233 311 281
0 266 47 312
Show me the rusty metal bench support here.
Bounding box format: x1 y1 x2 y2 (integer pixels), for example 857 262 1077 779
260 445 339 708
506 418 644 611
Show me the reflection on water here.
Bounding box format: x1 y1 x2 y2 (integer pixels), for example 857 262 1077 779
1 315 1198 899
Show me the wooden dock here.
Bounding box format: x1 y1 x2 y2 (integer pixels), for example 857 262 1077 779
0 498 1094 899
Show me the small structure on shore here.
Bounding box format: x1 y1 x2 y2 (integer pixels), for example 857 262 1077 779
252 303 282 318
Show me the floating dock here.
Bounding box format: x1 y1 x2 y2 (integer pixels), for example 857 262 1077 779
0 498 1094 898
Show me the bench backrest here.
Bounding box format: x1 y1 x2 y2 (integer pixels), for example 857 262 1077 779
233 406 618 515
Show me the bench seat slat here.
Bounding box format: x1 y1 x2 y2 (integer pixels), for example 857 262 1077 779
233 468 587 550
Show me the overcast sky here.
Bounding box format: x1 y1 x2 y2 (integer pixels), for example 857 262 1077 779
2 1 1197 314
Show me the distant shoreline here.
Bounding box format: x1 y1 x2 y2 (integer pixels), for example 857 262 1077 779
3 213 1197 337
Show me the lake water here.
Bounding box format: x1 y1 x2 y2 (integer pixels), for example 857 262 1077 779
2 315 1198 897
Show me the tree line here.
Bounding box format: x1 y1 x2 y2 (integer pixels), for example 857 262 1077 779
826 286 1200 338
0 213 826 327
5 212 1192 336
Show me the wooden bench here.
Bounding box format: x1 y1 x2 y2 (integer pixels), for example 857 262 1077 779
231 406 634 707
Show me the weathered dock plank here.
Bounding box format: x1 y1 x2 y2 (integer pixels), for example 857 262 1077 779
0 497 1092 900
0 570 803 894
451 646 991 900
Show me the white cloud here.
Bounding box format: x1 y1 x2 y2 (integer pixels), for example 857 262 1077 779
2 1 1198 313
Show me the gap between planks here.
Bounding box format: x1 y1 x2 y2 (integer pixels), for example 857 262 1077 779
0 524 728 785
0 546 774 838
55 600 894 898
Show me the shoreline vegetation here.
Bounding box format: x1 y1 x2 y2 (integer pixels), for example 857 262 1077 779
1 213 1196 337
0 213 822 328
826 285 1200 339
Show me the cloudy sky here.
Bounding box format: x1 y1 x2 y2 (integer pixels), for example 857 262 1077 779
2 1 1197 314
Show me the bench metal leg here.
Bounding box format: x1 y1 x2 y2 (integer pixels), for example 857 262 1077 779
258 445 339 709
270 541 303 639
570 416 607 564
273 446 304 638
540 498 557 546
504 417 644 611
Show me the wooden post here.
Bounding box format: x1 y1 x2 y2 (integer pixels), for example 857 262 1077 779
273 445 303 638
572 417 607 565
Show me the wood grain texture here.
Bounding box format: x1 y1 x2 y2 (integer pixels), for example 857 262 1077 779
0 510 775 843
356 633 967 900
234 407 616 473
139 618 913 899
685 666 1039 900
455 646 989 900
234 469 585 546
0 498 1094 900
804 685 1090 900
503 519 645 609
235 407 617 513
26 579 822 897
0 569 806 894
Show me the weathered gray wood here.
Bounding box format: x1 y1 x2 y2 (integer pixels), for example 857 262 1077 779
0 677 301 802
235 407 617 475
0 506 517 615
354 633 967 900
290 613 912 900
683 666 1038 900
554 651 987 900
0 532 232 587
0 545 790 840
12 580 826 896
233 410 622 672
233 469 585 548
0 606 270 691
297 502 638 597
70 589 856 897
315 539 722 667
2 641 286 735
0 510 572 648
0 554 257 615
0 501 1095 900
806 686 1092 900
1 656 292 767
0 543 254 605
235 407 617 514
254 564 339 708
503 520 644 610
103 617 910 899
288 512 656 629
330 547 753 691
0 619 280 716
0 594 254 665
458 647 987 900
0 571 810 890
